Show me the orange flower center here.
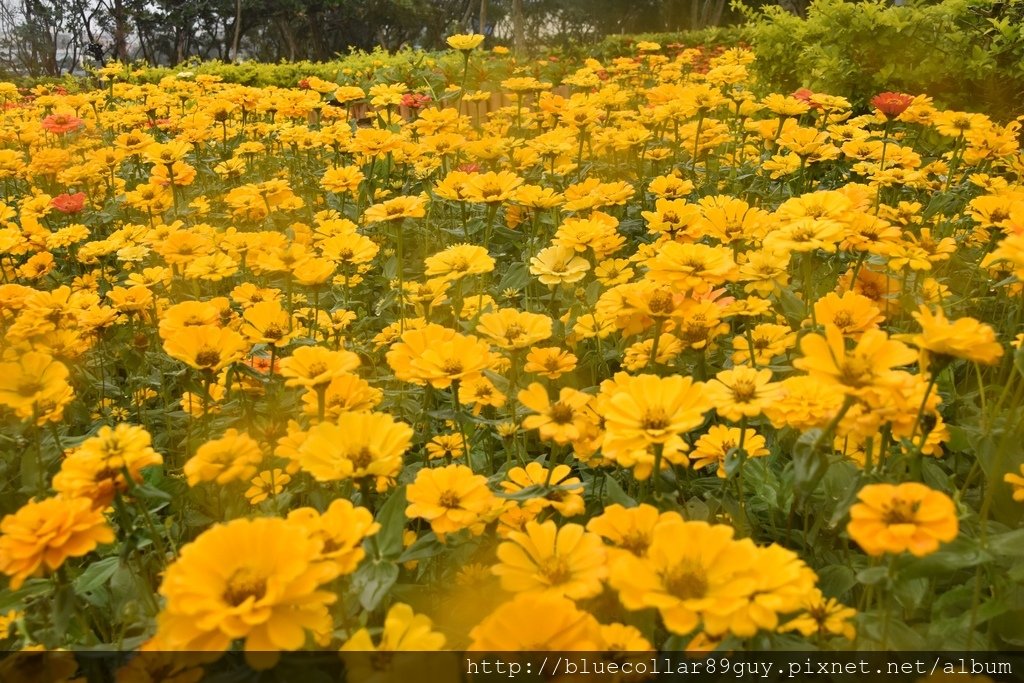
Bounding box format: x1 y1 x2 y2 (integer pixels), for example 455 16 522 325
641 408 670 431
549 402 575 424
195 349 221 368
439 490 461 509
882 498 921 525
664 562 708 601
350 447 374 470
539 557 572 585
223 568 267 607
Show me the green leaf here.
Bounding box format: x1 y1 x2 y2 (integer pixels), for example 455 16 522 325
856 566 889 585
601 474 636 508
397 533 444 564
987 528 1024 558
74 557 121 593
373 486 408 559
792 429 830 493
131 483 172 502
817 564 857 598
0 580 49 612
352 560 399 612
899 537 991 579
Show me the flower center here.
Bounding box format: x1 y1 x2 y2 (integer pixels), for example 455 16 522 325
439 490 461 509
540 557 573 585
731 379 757 402
882 498 920 525
195 348 221 368
350 447 374 470
664 563 708 601
549 402 575 424
641 408 670 431
223 568 267 607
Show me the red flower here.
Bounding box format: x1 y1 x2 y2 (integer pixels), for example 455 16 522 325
792 87 823 110
401 93 432 110
458 163 481 173
41 113 84 135
871 91 914 119
298 78 311 90
51 192 87 214
792 87 814 102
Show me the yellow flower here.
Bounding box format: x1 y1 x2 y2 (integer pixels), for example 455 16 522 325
386 323 495 389
163 324 249 373
287 499 378 574
447 34 485 51
703 366 781 421
405 464 496 538
813 290 885 338
493 520 607 599
295 411 412 482
153 517 338 663
690 425 770 477
529 245 590 285
53 424 162 506
794 325 916 396
601 373 712 473
476 308 552 350
608 519 755 636
907 305 1004 371
426 433 465 461
847 482 959 556
463 171 524 205
342 602 445 650
518 382 594 445
363 195 427 223
244 469 290 505
500 462 585 517
321 166 365 194
468 593 602 650
780 589 857 640
523 346 578 379
423 243 495 282
299 374 380 420
278 345 360 388
1005 465 1024 502
587 503 684 564
0 351 75 423
0 496 114 589
240 301 298 348
184 429 263 486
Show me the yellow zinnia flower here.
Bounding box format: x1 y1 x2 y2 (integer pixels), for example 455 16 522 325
493 520 607 599
152 517 339 664
847 482 959 557
0 496 114 589
405 464 496 538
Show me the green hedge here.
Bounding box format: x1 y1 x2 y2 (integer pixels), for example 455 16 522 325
9 2 1024 123
740 0 1024 120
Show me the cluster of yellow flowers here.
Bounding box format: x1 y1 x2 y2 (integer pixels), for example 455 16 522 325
0 33 1022 661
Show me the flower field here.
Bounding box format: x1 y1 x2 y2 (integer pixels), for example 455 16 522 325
1 35 1024 671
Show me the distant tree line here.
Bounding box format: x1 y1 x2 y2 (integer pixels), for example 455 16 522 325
0 0 777 77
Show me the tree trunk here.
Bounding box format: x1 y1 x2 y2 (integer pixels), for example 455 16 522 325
112 0 128 61
512 0 524 55
278 18 297 60
479 0 487 35
231 0 242 61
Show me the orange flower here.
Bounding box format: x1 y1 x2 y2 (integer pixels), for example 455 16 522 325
847 482 958 556
41 113 84 134
50 192 87 214
0 496 114 589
